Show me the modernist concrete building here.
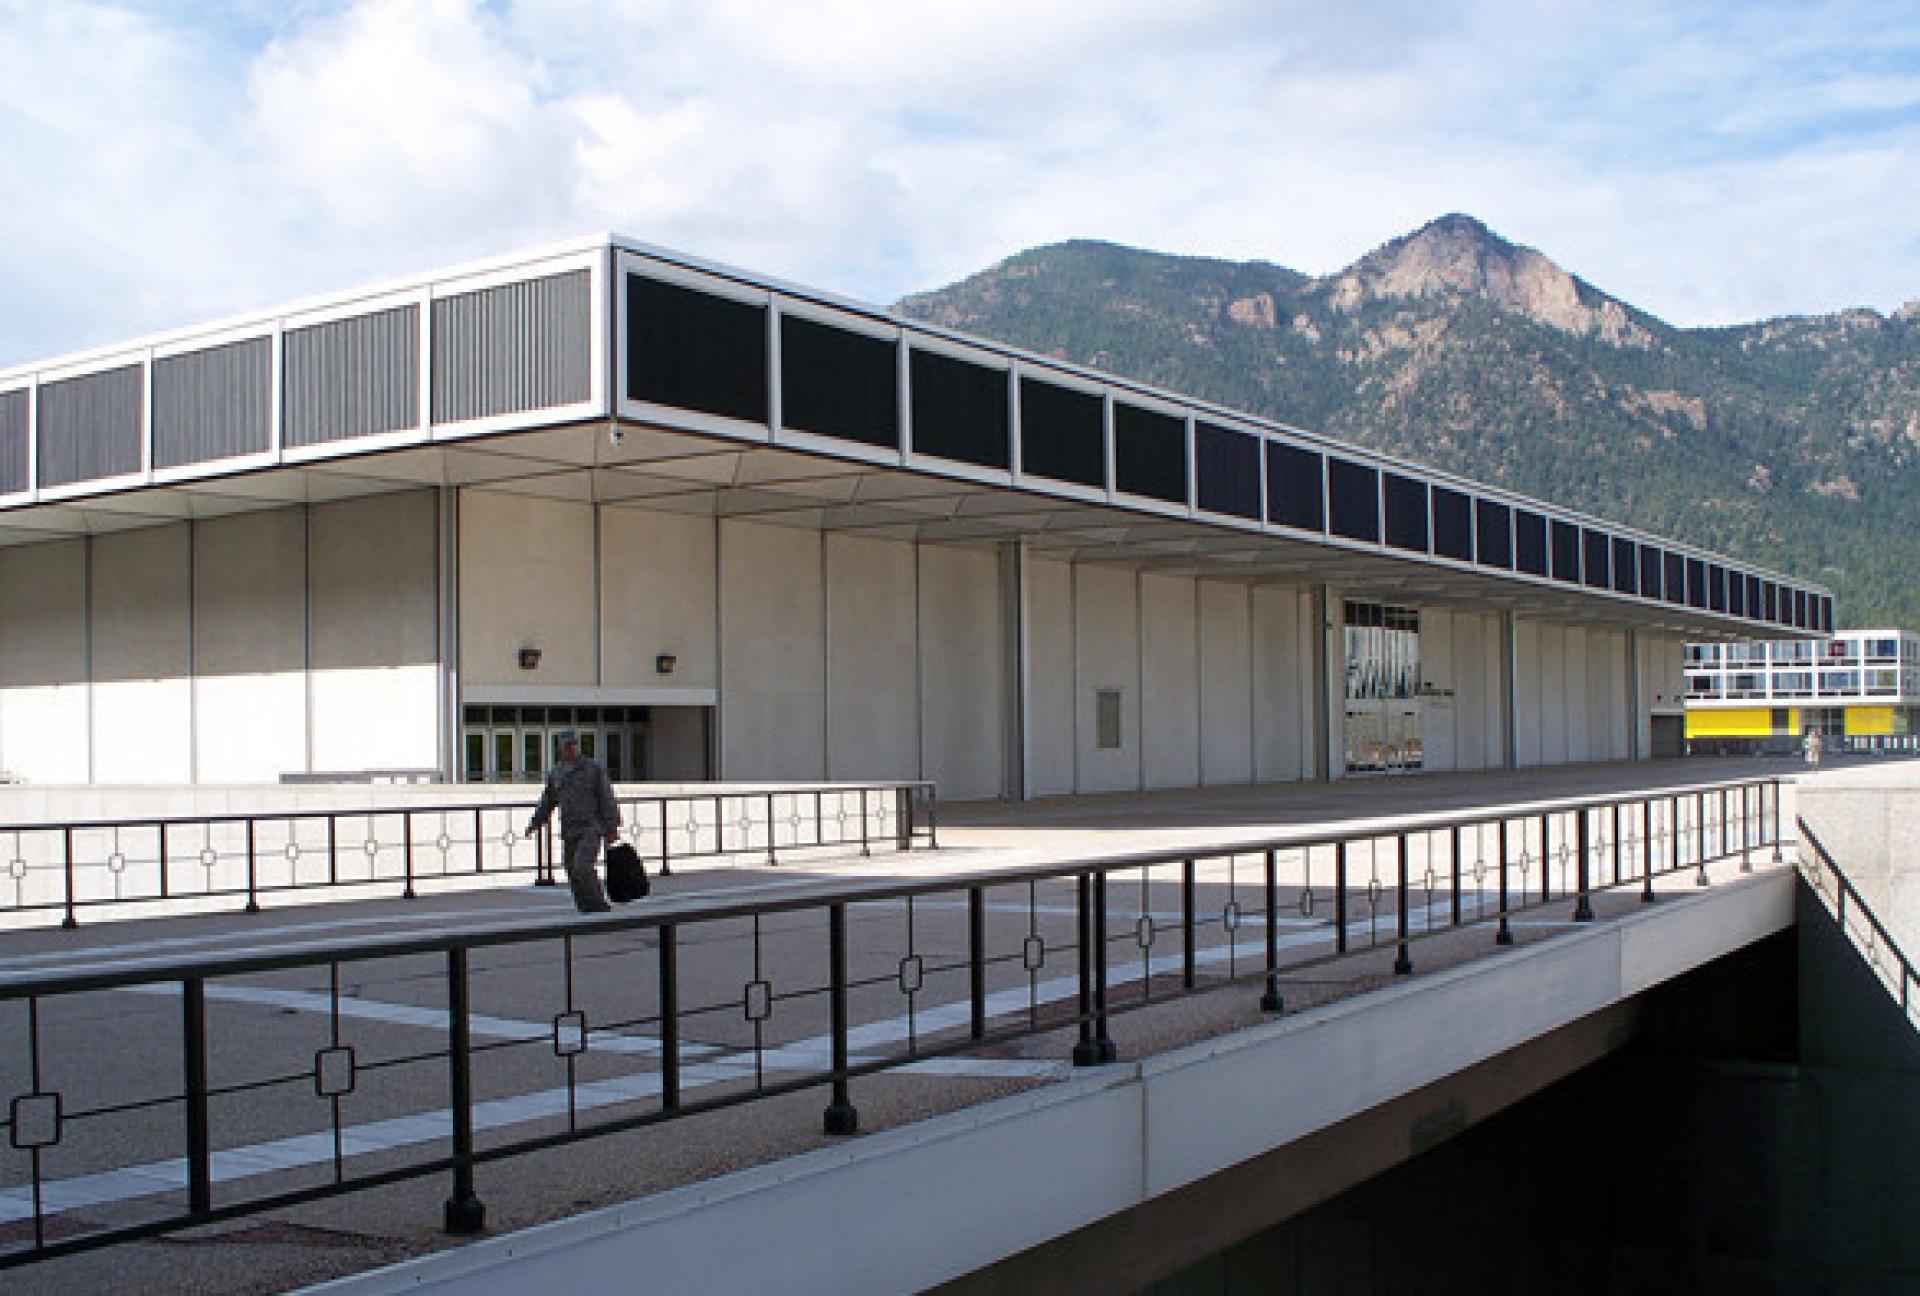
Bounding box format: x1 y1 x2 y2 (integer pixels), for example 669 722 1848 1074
1686 629 1920 752
0 236 1830 797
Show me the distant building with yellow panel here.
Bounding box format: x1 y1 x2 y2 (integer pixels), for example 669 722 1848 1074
1685 629 1920 753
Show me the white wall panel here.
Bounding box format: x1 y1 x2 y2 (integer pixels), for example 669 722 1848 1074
1514 620 1542 767
825 534 917 781
1420 608 1456 773
460 492 595 687
309 492 440 772
600 508 717 690
90 527 191 783
1252 585 1307 782
1073 564 1140 793
1197 581 1252 785
0 539 88 783
918 545 1004 801
1453 611 1486 771
1563 625 1589 761
1026 559 1075 797
719 521 825 781
1140 574 1200 790
194 510 307 782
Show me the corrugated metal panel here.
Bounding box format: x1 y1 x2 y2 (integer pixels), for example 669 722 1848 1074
283 305 420 448
152 337 272 468
432 269 591 424
0 390 26 493
37 365 143 488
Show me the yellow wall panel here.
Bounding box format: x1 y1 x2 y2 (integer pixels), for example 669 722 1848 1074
1686 708 1777 738
1845 706 1896 737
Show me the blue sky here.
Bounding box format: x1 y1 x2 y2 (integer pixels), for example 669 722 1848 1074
4 0 1920 366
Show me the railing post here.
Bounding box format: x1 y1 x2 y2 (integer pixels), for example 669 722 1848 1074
1181 858 1197 990
443 947 486 1234
61 826 77 930
1741 785 1754 873
1771 780 1784 864
183 977 212 1216
1696 792 1710 887
766 791 778 866
926 786 940 849
1540 813 1552 902
328 814 339 887
1261 849 1283 1013
1572 807 1595 922
1611 803 1623 886
1092 870 1115 1062
658 924 680 1112
1073 873 1103 1066
969 885 987 1040
159 821 171 900
246 818 261 913
1394 833 1413 975
1449 826 1462 927
472 808 484 874
897 787 912 852
1335 841 1350 953
659 798 673 877
1641 799 1656 904
401 814 416 900
824 903 859 1134
1496 819 1513 945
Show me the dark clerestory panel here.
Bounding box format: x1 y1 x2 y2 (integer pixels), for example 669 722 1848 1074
283 305 419 447
1746 575 1763 622
910 348 1009 469
1708 564 1727 612
1476 500 1512 569
0 389 26 494
1685 558 1707 609
1582 528 1610 589
1550 520 1581 583
1514 510 1548 576
627 274 767 424
780 314 898 449
1794 588 1808 628
1382 473 1430 554
1764 582 1779 623
153 337 273 469
1728 571 1746 617
1612 537 1637 595
1194 422 1261 519
1114 403 1187 503
1265 441 1324 531
1664 552 1686 605
1327 457 1381 543
1431 486 1472 562
1639 544 1663 601
38 365 143 488
1018 376 1105 488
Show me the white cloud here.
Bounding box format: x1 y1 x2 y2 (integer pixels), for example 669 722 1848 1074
4 0 1920 366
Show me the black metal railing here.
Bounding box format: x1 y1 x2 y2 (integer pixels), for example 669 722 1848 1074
0 782 937 927
0 776 1780 1268
1833 735 1920 757
1797 818 1920 1020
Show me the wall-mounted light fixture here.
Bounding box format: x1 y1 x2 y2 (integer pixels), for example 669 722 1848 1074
655 653 678 675
518 646 543 671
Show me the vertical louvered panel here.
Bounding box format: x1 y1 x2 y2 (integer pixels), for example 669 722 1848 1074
431 269 591 424
0 390 26 493
37 365 143 488
153 337 272 468
282 305 420 448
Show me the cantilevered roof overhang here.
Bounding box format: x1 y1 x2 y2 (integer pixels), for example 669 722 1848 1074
0 235 1829 641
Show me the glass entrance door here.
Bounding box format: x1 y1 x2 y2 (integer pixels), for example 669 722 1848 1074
461 705 652 783
1342 602 1423 774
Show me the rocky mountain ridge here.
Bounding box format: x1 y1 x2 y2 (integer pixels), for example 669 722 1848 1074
897 215 1920 627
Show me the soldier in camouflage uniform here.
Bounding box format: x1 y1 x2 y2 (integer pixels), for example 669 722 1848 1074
526 729 622 913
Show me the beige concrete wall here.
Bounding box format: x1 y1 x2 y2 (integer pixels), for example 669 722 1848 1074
918 544 1004 801
0 539 89 784
719 520 825 781
601 508 717 690
1513 619 1542 767
460 492 596 688
1251 585 1309 782
194 509 307 783
825 534 918 781
1197 581 1253 785
309 492 440 772
1140 574 1200 791
89 525 193 783
1073 564 1141 793
1025 558 1076 796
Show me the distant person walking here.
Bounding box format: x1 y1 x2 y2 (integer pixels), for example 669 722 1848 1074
1803 728 1824 768
526 729 621 913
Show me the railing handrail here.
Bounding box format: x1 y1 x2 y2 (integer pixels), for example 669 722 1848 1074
0 776 1781 1000
0 779 939 836
1796 816 1920 993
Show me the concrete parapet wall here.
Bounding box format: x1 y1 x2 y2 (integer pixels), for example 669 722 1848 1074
1796 765 1920 954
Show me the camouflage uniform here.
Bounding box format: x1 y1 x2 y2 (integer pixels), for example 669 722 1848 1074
527 756 622 912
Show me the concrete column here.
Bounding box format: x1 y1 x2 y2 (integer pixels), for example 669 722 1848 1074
1501 609 1519 771
1311 583 1335 783
999 539 1030 800
438 485 461 782
1625 628 1642 761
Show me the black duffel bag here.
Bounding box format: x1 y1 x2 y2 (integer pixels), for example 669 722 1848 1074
606 841 651 903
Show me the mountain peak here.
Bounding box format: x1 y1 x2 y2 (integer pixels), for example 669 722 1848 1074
1321 214 1658 347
